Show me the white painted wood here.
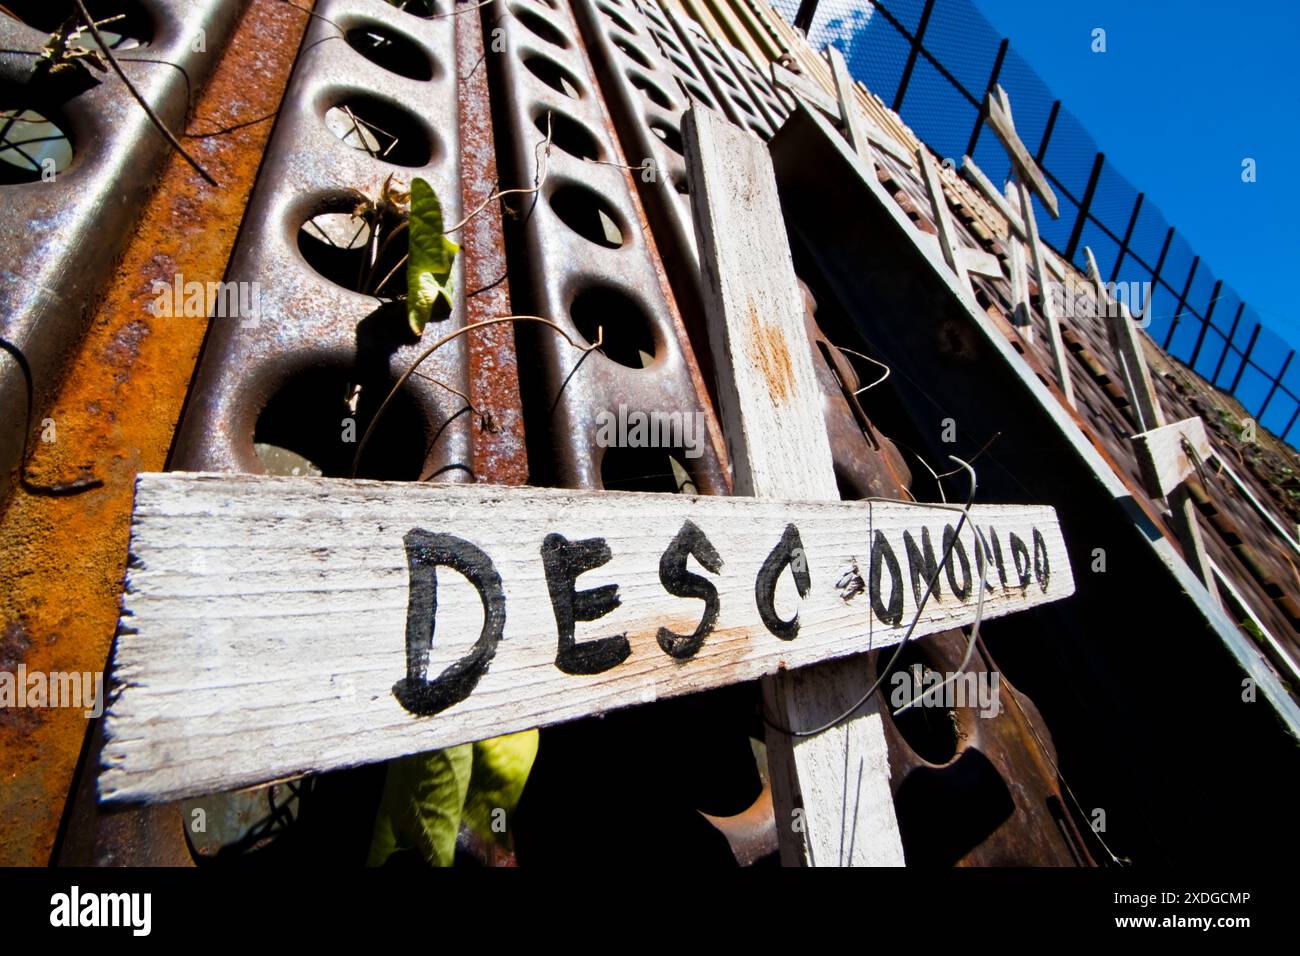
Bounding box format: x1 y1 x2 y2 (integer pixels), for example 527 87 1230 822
684 102 901 867
961 154 1026 240
770 61 840 121
827 45 873 170
961 246 1003 279
1018 180 1075 407
918 147 974 301
1004 183 1033 343
102 474 1074 803
1132 416 1213 499
984 90 1059 218
1085 246 1165 432
779 100 1300 740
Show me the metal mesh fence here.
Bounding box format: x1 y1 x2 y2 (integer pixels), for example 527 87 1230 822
771 0 1300 446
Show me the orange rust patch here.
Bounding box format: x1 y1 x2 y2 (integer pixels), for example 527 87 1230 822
750 309 795 404
0 0 310 866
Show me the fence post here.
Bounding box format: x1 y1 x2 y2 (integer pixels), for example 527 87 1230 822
1229 324 1261 394
1257 350 1294 422
1064 151 1105 262
792 0 820 34
892 0 937 113
1188 279 1223 369
1166 256 1200 351
1211 301 1246 386
1110 192 1144 282
1036 99 1060 164
965 38 1009 159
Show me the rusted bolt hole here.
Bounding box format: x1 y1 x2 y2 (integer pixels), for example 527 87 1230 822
570 285 657 369
521 53 583 99
323 94 435 167
298 206 409 298
649 120 683 155
510 4 570 50
533 108 601 161
548 183 624 248
5 0 152 48
344 22 436 81
878 641 961 765
601 444 698 494
0 92 73 184
255 367 430 480
627 70 674 111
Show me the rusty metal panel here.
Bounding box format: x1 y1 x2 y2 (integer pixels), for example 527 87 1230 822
0 0 248 503
168 0 470 480
486 0 726 492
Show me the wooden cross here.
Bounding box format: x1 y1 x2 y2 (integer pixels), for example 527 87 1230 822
99 109 1078 871
1085 246 1221 607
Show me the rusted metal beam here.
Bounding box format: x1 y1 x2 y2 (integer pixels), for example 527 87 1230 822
0 0 312 867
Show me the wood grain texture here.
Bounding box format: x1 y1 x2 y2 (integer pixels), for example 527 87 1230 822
985 90 1059 218
102 474 1074 803
1018 179 1075 406
770 61 840 121
682 102 901 865
1086 246 1165 432
962 154 1026 241
1132 416 1213 499
827 44 874 170
918 147 974 302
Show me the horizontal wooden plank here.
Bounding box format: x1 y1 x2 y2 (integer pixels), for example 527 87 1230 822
984 93 1059 218
102 473 1075 803
1131 416 1212 499
770 61 840 121
962 245 1004 279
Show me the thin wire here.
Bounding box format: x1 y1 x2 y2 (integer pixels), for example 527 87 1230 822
833 344 891 395
761 455 983 738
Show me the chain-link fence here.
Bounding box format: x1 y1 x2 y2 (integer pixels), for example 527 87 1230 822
773 0 1300 448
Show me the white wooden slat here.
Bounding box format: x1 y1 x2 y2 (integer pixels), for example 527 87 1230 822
1132 416 1213 499
1017 180 1076 407
985 90 1059 218
102 475 1074 804
683 102 899 866
918 147 974 302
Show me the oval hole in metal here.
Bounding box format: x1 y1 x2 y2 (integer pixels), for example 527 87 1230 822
344 22 437 81
509 4 570 50
521 53 583 99
628 70 674 111
5 0 153 49
323 94 436 167
533 108 602 161
570 285 658 369
548 183 625 249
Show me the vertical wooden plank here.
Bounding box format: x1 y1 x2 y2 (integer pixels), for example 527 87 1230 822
1004 183 1034 344
682 104 904 866
918 147 974 301
1018 180 1075 407
1083 248 1219 603
827 45 873 169
1085 246 1164 432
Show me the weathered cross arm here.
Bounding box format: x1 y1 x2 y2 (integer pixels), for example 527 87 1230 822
984 84 1059 218
100 474 1075 804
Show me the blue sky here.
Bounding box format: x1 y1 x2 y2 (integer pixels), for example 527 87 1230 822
776 0 1300 439
970 0 1299 350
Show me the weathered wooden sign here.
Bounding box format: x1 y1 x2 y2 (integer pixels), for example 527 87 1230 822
100 473 1073 803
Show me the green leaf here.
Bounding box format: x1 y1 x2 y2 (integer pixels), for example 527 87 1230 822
406 176 459 336
463 730 539 850
367 745 472 867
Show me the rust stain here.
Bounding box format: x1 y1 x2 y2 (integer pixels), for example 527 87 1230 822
751 308 794 404
0 0 310 866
